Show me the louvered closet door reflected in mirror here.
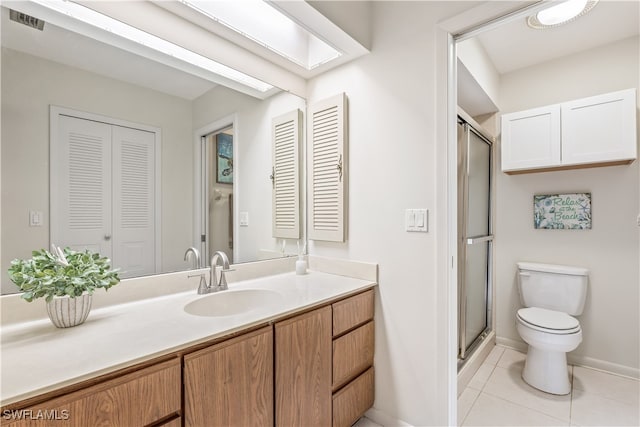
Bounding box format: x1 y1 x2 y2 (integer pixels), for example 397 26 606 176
51 108 159 278
308 93 347 243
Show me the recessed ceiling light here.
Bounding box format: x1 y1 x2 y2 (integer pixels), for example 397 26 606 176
527 0 599 29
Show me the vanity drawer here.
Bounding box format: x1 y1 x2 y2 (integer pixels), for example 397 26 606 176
332 367 374 427
332 289 374 336
4 358 181 426
332 321 374 390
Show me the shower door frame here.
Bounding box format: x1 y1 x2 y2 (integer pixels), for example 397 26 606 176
457 116 494 361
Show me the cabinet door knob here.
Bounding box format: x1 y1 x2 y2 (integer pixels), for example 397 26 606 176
104 234 112 241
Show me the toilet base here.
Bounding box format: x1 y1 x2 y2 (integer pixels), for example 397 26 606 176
522 346 571 395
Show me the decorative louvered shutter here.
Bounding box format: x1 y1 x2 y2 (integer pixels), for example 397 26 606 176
308 93 347 242
51 115 113 256
272 109 301 239
112 125 156 278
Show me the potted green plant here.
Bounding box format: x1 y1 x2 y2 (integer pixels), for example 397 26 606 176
8 247 120 328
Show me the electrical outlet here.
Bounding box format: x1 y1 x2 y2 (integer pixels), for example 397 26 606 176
29 210 43 227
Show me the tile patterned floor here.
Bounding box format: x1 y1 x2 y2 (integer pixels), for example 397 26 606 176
459 346 640 426
351 346 639 426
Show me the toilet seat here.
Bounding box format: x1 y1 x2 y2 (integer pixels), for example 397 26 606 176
517 307 581 335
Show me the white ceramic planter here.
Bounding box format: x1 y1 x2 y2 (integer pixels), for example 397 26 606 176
46 293 93 328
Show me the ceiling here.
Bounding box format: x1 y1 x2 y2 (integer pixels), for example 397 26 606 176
1 1 369 100
476 0 640 74
1 7 216 100
457 0 639 117
3 1 637 103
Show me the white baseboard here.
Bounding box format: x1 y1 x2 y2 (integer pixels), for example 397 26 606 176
496 336 639 379
495 336 527 353
569 354 640 379
365 407 413 427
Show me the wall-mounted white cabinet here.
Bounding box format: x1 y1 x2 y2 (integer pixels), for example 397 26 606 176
501 88 637 174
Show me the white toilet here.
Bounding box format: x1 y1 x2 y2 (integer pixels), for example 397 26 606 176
515 262 588 395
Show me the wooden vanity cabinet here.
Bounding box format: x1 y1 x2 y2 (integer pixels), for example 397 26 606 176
275 306 333 427
275 289 375 427
183 326 273 427
2 358 181 427
331 290 375 427
3 288 375 427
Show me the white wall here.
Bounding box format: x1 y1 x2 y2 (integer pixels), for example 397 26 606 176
457 37 501 108
193 87 306 262
306 2 475 425
1 48 194 293
495 36 640 376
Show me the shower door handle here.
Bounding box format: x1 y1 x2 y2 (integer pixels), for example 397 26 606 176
466 235 493 245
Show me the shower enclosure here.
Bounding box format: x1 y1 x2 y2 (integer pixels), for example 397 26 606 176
457 116 493 362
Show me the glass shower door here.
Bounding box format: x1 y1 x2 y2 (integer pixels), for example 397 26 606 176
458 119 492 360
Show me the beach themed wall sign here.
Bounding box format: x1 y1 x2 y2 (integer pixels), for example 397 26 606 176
534 193 591 230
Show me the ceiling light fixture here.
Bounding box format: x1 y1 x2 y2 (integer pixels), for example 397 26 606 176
527 0 599 29
30 0 274 92
180 0 342 70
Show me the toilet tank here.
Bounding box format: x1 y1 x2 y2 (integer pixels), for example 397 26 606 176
517 262 588 315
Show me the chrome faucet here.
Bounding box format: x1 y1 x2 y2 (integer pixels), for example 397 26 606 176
209 251 233 292
184 247 201 269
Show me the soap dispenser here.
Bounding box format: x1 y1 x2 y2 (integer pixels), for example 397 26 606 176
296 241 307 275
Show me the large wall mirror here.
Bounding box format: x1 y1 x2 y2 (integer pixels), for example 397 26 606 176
1 5 306 294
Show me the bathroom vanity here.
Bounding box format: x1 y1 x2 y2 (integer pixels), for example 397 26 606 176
0 261 376 426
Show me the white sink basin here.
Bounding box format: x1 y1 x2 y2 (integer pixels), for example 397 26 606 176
184 289 283 317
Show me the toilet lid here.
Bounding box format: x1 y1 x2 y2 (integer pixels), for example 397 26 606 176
517 307 580 332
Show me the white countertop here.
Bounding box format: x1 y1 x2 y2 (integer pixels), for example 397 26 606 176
1 270 375 406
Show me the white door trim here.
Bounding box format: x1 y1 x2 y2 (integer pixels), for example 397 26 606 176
435 2 544 425
193 114 238 265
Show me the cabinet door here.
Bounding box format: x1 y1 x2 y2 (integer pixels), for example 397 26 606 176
501 104 561 172
4 358 181 427
275 306 332 427
332 321 374 390
184 327 273 427
308 93 348 242
561 88 637 165
272 109 302 239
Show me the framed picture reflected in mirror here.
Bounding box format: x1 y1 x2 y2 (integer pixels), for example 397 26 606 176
216 133 233 184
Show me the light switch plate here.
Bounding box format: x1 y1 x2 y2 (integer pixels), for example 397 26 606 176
29 210 43 227
406 209 428 232
239 212 249 227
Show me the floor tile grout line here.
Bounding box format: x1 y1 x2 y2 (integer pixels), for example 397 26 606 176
569 364 575 425
572 387 640 408
459 387 483 426
481 364 573 424
476 389 572 426
467 344 639 426
480 387 572 425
